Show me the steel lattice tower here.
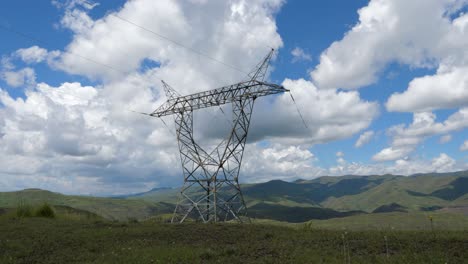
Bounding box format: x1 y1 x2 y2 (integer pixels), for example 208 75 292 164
150 50 288 223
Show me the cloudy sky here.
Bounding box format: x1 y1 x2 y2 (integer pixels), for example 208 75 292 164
1 0 468 195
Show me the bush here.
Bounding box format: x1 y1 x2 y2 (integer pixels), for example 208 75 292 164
35 203 55 218
16 202 33 218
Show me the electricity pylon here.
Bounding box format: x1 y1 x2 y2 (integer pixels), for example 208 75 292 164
150 50 288 223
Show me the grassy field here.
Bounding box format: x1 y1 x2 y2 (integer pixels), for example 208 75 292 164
1 212 467 263
305 211 468 231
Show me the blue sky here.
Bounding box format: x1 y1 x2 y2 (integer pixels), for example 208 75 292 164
0 0 467 195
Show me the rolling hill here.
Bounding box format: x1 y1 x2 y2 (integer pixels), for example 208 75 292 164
122 170 468 218
0 188 173 221
1 170 467 222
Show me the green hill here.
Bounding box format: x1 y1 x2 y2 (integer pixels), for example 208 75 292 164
1 170 468 222
132 171 468 212
0 189 173 221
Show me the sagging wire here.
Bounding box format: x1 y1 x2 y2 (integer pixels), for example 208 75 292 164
288 91 309 129
109 13 248 75
127 109 176 137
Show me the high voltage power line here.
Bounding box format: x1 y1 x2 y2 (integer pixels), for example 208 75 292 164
0 20 237 127
0 24 128 76
0 10 309 129
82 0 249 75
109 13 248 75
0 14 248 92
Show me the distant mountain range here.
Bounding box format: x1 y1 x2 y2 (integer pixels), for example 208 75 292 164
1 171 467 222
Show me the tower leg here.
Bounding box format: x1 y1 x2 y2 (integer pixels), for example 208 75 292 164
171 111 216 223
214 98 255 222
171 98 255 223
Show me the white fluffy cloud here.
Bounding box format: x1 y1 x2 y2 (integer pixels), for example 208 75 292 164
330 153 464 176
374 110 468 161
1 46 60 89
0 74 180 194
431 153 457 172
385 10 468 112
461 140 468 151
2 67 36 88
55 0 284 84
245 78 378 145
15 46 49 64
311 0 468 161
10 0 467 194
311 0 468 90
355 130 374 148
386 66 468 112
242 145 462 183
0 0 383 194
243 144 321 182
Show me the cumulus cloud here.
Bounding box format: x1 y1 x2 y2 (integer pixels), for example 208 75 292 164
244 78 378 145
374 110 468 161
0 0 383 194
55 0 284 83
355 130 374 148
52 0 378 151
431 153 456 172
0 74 180 194
243 144 459 183
311 0 468 159
330 153 464 176
373 147 412 162
1 46 60 89
461 140 468 151
2 67 36 88
291 47 312 63
243 144 321 182
386 66 468 112
244 147 466 182
311 0 468 90
15 46 49 64
0 0 291 194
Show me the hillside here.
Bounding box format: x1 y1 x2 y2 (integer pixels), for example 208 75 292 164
1 170 468 222
126 170 468 217
0 189 173 221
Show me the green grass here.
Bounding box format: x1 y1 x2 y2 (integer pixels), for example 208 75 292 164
15 202 33 218
305 212 468 231
0 215 467 263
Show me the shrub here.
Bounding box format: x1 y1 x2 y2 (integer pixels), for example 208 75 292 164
16 202 33 218
35 203 55 218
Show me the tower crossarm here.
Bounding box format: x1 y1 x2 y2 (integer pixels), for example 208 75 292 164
150 80 288 118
